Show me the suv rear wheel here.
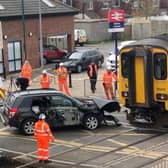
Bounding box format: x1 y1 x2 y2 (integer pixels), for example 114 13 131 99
21 118 36 135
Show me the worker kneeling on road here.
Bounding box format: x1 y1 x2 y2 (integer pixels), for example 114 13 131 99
15 76 29 91
34 112 55 164
55 62 70 96
102 66 118 100
40 70 51 89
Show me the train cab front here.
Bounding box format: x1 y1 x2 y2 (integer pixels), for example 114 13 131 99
118 37 168 127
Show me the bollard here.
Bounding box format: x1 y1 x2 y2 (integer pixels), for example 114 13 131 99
68 70 72 88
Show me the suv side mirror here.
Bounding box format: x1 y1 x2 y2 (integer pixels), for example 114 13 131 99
32 106 40 114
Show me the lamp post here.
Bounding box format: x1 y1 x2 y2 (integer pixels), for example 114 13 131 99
21 0 27 60
39 0 43 68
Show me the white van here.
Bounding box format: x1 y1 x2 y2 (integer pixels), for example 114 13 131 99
74 29 87 46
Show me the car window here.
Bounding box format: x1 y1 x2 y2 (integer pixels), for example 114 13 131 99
82 52 88 58
19 97 32 108
4 93 16 107
69 52 83 59
50 95 73 107
31 96 51 109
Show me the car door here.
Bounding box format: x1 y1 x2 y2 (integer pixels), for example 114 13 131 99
49 95 80 127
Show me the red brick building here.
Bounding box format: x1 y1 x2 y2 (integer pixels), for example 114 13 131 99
0 0 78 76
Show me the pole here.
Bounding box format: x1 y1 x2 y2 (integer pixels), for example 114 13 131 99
39 0 43 68
114 32 118 97
21 0 27 60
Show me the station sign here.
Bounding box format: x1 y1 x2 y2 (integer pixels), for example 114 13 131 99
108 9 125 32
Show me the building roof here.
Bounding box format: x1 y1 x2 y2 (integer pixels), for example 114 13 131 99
0 0 78 19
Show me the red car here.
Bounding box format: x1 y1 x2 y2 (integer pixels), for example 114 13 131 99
43 45 67 64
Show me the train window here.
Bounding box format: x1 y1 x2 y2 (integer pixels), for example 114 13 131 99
121 54 129 78
154 53 167 80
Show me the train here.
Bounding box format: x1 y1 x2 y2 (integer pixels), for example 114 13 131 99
118 34 168 128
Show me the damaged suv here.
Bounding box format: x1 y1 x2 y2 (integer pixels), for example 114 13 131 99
1 89 120 135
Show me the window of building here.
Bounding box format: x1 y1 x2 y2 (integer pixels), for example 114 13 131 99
101 2 110 10
0 49 3 74
112 0 120 7
154 53 167 80
0 4 5 10
152 0 160 7
88 1 93 10
8 41 21 72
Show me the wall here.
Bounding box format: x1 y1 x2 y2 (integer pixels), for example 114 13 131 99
74 19 132 42
75 17 168 42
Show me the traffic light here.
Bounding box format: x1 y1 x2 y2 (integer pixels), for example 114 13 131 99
112 0 120 7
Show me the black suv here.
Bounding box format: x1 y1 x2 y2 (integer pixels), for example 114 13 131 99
61 49 104 73
1 89 120 135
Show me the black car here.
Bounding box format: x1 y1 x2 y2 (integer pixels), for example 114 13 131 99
61 49 104 73
0 89 120 135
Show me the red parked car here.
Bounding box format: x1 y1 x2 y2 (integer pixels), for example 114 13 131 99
43 45 67 64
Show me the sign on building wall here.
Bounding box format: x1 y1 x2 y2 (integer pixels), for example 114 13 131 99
108 9 125 32
0 22 3 48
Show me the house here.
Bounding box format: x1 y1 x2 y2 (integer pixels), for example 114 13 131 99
0 0 78 76
60 0 167 19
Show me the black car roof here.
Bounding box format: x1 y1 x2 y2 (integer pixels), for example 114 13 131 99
10 88 63 98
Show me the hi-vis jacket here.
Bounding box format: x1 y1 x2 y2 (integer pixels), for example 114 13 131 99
40 74 51 89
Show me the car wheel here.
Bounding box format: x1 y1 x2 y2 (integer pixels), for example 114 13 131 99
98 60 102 68
21 118 36 135
83 114 99 130
76 65 82 73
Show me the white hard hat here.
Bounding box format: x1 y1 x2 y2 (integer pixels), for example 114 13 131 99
59 62 64 66
42 70 47 74
106 66 112 70
39 113 46 120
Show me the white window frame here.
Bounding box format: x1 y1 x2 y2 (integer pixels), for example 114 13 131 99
88 1 93 10
101 2 110 10
152 0 160 7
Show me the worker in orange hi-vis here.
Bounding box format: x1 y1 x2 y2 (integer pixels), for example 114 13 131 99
102 66 118 100
55 62 70 96
34 112 55 164
40 70 51 89
21 60 32 84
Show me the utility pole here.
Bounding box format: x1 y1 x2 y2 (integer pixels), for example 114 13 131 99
39 0 43 68
21 0 27 61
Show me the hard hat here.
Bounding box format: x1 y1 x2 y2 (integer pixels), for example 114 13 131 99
106 66 112 70
59 62 64 66
42 70 47 74
39 113 46 120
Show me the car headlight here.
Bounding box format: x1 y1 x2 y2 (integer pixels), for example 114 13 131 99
156 94 168 100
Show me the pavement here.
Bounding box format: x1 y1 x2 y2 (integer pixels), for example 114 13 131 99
2 62 109 98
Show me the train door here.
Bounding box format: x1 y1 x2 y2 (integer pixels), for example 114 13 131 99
120 48 153 107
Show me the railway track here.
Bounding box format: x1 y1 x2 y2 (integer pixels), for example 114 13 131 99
10 126 167 168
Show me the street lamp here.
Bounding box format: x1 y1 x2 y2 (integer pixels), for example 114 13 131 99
21 0 27 60
39 0 43 68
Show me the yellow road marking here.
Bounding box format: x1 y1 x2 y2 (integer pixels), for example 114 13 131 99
107 139 127 146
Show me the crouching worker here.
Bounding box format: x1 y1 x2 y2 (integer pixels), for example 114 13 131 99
34 113 55 164
15 76 29 91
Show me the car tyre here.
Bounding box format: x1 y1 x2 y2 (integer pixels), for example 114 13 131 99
76 65 82 73
21 118 36 135
83 114 99 130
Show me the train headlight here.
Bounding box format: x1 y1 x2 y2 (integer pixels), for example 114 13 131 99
156 94 168 100
122 91 128 97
